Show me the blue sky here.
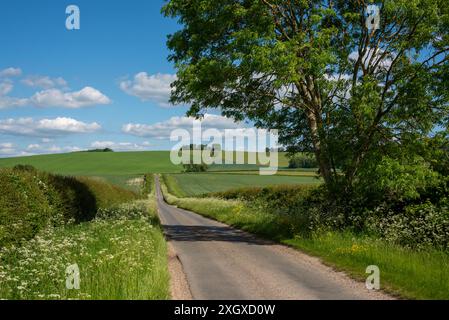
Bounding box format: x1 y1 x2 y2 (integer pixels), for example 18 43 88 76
0 0 250 157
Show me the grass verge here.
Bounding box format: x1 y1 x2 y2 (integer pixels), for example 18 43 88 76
160 180 449 300
0 194 169 300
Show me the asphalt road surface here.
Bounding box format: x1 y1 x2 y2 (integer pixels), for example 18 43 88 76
155 177 391 300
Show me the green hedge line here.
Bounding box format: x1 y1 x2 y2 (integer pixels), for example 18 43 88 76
0 166 139 248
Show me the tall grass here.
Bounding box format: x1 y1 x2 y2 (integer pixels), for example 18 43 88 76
0 199 170 300
162 174 188 198
160 180 449 300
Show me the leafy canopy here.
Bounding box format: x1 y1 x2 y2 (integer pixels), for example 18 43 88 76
163 0 449 191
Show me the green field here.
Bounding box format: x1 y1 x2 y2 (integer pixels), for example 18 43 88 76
0 151 181 175
0 150 316 198
164 173 321 197
0 151 292 173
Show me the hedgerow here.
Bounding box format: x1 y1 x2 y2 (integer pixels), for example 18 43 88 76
0 166 138 248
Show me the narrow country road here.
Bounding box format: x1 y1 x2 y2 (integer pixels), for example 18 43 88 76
155 177 391 300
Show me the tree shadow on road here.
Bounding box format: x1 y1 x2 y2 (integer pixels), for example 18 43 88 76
162 224 272 245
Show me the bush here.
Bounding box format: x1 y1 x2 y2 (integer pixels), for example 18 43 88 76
210 184 322 235
288 153 318 169
0 168 139 248
0 169 54 247
76 176 139 209
141 174 154 195
366 200 449 250
183 163 208 172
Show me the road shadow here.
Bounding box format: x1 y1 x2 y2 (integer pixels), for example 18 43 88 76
162 224 271 245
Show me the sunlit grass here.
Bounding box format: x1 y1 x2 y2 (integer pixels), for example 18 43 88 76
0 200 169 300
161 180 449 300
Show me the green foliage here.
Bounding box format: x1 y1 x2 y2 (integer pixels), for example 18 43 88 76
183 163 208 172
76 176 139 209
366 200 449 250
354 156 443 203
0 168 55 248
0 200 169 300
164 0 449 206
288 153 318 169
142 174 155 195
161 180 449 299
161 174 188 198
84 148 114 152
0 168 138 248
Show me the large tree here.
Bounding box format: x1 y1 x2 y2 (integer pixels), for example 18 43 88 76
163 0 449 191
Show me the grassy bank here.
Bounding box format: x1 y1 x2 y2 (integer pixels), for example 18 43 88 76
160 180 449 300
0 186 170 300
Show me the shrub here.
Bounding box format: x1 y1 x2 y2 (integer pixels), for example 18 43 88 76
76 176 139 209
366 200 449 250
288 153 318 169
0 168 139 248
142 174 154 195
0 169 54 247
183 163 208 172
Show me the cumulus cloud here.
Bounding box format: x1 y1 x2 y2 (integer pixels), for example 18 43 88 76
0 67 22 78
25 144 82 154
0 81 13 96
0 96 29 109
0 142 16 155
0 117 101 137
22 75 68 89
349 49 394 72
29 87 111 108
119 72 176 107
122 114 244 139
91 141 152 151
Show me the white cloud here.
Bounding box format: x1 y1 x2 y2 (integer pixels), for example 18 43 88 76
22 76 68 89
29 87 111 108
119 72 176 107
0 117 101 137
91 141 152 151
0 67 22 78
25 144 82 154
0 142 16 155
349 49 393 72
122 114 243 139
0 96 29 109
0 81 13 96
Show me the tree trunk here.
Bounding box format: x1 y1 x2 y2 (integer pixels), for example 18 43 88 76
306 109 333 186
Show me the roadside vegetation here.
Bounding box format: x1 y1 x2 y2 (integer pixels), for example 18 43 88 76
0 169 169 300
0 165 138 248
160 178 449 300
163 0 449 300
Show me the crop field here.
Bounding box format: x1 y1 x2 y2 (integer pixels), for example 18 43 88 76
164 173 321 197
0 151 182 176
0 151 292 174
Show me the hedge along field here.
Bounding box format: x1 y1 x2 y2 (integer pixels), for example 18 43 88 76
163 173 321 197
0 167 139 248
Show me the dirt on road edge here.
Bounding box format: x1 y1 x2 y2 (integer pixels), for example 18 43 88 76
167 243 193 300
